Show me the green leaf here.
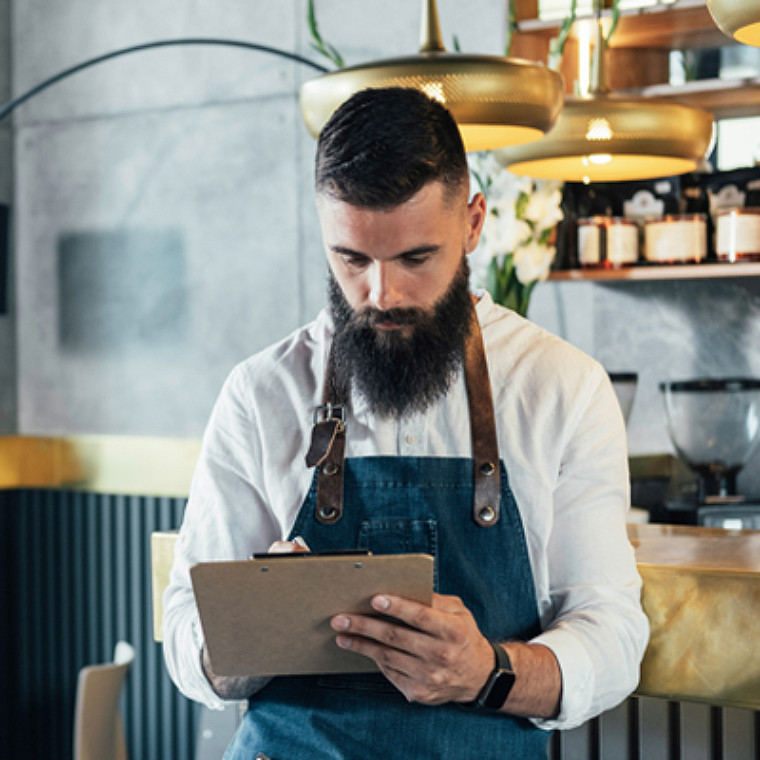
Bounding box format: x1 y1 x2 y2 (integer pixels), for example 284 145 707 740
501 255 515 291
307 0 345 68
471 167 486 195
515 192 529 219
606 0 621 45
518 281 537 317
486 257 501 301
548 0 577 66
505 2 517 57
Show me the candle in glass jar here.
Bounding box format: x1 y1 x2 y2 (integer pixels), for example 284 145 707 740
644 214 706 264
716 208 760 262
577 217 638 268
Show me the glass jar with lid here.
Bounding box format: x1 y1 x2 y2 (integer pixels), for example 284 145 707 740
643 214 706 264
716 207 760 262
577 217 639 268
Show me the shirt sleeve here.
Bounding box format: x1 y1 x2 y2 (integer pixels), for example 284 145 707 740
162 365 280 709
529 366 650 730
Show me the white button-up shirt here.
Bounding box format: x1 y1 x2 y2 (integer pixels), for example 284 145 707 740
163 291 649 730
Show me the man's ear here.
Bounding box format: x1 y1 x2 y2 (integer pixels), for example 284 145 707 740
464 193 487 254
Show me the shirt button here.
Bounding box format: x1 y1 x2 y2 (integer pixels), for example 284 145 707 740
405 434 417 445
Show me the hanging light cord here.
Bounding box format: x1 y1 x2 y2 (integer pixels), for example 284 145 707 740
0 38 329 123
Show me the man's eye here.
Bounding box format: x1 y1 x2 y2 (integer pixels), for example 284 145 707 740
403 255 429 267
343 255 369 268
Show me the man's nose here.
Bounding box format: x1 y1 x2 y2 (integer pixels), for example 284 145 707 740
368 263 403 311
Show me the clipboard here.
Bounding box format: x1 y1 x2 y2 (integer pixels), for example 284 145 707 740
190 552 434 677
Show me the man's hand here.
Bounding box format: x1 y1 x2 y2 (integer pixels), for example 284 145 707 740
267 537 310 554
330 593 562 718
330 592 494 706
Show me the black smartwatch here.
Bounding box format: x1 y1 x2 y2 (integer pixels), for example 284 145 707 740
467 641 515 711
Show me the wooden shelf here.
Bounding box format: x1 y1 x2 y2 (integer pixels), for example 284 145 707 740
516 1 728 51
622 76 760 120
549 261 760 282
512 1 760 117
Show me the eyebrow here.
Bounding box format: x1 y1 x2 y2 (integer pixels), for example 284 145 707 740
330 244 441 260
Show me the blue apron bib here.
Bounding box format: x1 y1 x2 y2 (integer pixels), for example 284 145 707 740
224 311 550 759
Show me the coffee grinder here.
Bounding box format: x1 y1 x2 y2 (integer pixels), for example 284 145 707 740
659 378 760 529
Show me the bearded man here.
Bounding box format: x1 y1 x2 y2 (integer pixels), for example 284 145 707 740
163 87 648 760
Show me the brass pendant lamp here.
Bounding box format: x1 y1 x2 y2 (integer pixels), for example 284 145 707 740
494 3 715 183
707 0 760 47
299 0 564 153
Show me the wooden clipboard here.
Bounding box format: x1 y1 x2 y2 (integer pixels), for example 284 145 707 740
190 552 434 676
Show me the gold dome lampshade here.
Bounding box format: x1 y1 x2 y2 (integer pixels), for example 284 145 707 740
299 0 564 153
494 93 715 183
494 6 715 183
707 0 760 47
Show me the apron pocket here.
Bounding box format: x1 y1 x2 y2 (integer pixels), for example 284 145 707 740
357 518 438 556
357 518 438 589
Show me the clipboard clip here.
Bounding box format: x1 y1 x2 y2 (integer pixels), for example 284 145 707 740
250 549 371 560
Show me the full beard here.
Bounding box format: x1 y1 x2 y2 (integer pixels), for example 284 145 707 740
328 258 473 418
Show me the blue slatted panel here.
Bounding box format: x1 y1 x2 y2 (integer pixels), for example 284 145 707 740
1 488 198 760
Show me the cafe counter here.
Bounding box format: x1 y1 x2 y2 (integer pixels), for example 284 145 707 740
152 522 760 710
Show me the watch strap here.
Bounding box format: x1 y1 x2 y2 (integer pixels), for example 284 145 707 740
467 641 515 711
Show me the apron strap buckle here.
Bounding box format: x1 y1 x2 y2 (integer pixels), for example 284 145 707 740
312 403 347 425
307 405 347 525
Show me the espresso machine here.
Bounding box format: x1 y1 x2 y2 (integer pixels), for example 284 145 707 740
659 378 760 529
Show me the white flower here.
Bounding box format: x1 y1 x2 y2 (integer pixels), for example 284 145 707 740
467 245 491 291
488 168 523 204
523 183 564 233
468 151 564 308
482 209 531 260
513 241 556 284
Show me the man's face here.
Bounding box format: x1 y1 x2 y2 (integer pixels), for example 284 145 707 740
317 181 486 334
318 181 486 417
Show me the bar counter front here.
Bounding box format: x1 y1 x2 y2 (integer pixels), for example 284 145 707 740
630 522 760 709
153 522 760 710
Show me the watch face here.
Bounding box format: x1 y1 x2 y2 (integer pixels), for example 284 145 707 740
484 670 516 710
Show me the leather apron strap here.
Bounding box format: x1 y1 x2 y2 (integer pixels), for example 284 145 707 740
464 308 502 528
304 350 349 525
305 302 501 527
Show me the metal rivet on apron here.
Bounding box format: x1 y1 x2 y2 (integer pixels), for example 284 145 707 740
318 505 338 521
478 505 497 524
479 461 496 476
322 461 340 476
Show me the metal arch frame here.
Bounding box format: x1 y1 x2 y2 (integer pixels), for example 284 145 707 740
0 38 329 122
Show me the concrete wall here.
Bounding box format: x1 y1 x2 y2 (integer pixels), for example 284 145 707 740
530 278 760 500
10 1 760 498
11 0 504 437
0 0 14 434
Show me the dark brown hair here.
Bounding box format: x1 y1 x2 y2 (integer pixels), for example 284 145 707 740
315 87 468 209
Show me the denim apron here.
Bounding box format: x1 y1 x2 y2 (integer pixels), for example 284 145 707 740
224 310 550 760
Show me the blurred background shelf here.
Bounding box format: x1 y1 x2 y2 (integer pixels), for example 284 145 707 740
549 261 760 281
511 1 760 120
515 1 726 50
621 76 760 120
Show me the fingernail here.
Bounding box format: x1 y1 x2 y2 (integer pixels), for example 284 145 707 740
372 595 390 611
331 615 350 631
336 635 352 649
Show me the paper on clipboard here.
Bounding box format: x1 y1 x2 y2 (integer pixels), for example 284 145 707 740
190 552 434 677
